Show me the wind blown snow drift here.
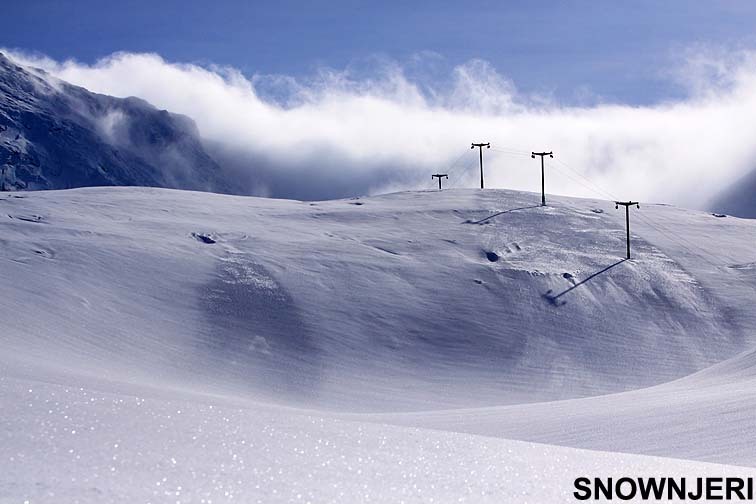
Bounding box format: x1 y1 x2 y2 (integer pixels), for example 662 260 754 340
7 49 756 207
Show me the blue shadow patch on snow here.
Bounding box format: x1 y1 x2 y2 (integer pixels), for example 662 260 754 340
196 251 323 401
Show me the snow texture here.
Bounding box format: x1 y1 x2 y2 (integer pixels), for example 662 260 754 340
1 186 756 502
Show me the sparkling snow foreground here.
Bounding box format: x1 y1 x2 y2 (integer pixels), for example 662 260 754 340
1 187 756 502
3 374 755 504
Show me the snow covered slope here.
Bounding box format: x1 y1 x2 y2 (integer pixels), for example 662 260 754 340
3 371 755 504
1 187 750 411
2 186 756 501
0 53 229 193
366 201 756 466
369 345 756 468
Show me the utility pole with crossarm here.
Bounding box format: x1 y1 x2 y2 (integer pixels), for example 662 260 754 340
531 151 553 206
615 201 640 259
432 173 448 190
471 142 490 189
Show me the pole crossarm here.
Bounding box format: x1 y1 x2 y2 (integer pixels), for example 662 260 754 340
471 142 491 189
531 151 553 206
432 173 449 190
615 201 640 259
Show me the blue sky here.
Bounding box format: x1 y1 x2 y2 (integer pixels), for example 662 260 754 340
6 1 756 207
5 0 756 105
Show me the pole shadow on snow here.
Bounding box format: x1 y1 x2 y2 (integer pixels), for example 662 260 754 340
543 259 627 306
463 205 542 225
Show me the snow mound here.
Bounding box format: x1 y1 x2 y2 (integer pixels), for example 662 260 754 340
3 186 756 500
3 372 754 504
0 187 752 411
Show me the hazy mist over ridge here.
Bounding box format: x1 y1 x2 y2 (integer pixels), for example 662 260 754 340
7 48 756 208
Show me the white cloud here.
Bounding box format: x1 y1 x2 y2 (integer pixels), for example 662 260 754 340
6 49 756 206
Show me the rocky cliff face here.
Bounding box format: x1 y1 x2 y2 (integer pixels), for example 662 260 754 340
0 53 230 193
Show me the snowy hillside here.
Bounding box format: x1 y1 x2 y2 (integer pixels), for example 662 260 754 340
2 186 756 501
0 53 229 193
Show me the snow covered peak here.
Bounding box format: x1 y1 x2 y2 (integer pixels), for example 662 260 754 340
0 52 231 193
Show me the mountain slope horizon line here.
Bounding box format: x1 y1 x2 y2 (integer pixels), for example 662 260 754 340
1 50 754 218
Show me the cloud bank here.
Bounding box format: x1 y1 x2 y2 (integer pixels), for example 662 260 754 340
6 49 756 206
